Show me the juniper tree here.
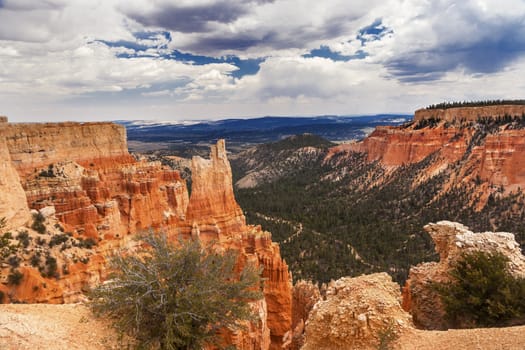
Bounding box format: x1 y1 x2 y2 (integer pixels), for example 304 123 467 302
90 233 263 350
433 251 525 328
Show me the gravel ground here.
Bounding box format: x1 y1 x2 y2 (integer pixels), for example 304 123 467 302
1 304 525 350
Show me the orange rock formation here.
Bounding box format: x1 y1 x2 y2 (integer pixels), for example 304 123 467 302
182 140 292 349
302 273 413 350
415 105 525 122
0 120 292 350
0 119 30 230
348 125 468 166
340 112 525 196
5 122 134 177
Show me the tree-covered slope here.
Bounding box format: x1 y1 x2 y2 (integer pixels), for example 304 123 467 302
231 130 525 285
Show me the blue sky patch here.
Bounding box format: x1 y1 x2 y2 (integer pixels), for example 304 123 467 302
98 31 264 79
357 18 393 45
303 45 367 61
97 39 151 52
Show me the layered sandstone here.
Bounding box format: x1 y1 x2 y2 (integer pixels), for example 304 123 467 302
5 122 134 177
184 141 292 349
347 125 469 166
0 121 30 229
301 273 412 350
337 111 525 202
468 130 525 192
415 105 525 122
0 121 189 241
403 221 525 330
185 139 246 239
0 120 292 350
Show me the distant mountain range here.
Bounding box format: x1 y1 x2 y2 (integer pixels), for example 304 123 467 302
116 115 411 154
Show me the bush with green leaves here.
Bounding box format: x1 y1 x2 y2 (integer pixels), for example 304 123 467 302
17 230 31 248
90 233 263 350
8 269 24 285
31 212 46 234
433 251 525 328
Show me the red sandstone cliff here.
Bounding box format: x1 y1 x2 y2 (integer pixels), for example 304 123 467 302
183 140 292 349
347 125 469 166
185 139 246 239
414 105 525 122
333 113 525 205
0 120 292 350
5 122 134 177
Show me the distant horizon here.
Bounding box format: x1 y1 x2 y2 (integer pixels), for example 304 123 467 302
1 1 524 123
3 112 413 124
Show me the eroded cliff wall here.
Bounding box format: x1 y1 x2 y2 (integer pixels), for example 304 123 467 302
0 120 30 229
0 120 292 350
185 141 292 349
415 105 525 122
340 111 525 199
5 122 134 177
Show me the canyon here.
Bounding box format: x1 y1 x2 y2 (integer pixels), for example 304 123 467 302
233 105 525 285
0 118 291 349
3 104 525 349
344 106 525 195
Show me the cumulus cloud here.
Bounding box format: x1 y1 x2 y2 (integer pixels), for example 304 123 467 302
377 0 525 81
1 0 525 122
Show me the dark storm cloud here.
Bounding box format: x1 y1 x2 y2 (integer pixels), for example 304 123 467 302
186 32 276 51
387 28 525 82
123 2 362 52
184 14 355 53
125 1 251 33
385 5 525 82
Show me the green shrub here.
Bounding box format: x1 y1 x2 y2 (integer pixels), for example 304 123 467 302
75 237 97 249
49 233 69 247
7 255 20 268
30 253 41 267
44 255 58 278
31 213 46 234
90 233 263 350
8 269 24 285
17 230 31 248
376 322 398 350
433 251 525 328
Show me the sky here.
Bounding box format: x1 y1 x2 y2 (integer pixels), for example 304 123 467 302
1 0 525 122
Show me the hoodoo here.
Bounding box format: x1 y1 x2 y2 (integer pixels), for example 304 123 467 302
0 120 292 350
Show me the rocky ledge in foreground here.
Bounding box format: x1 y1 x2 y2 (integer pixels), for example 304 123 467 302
403 221 525 330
